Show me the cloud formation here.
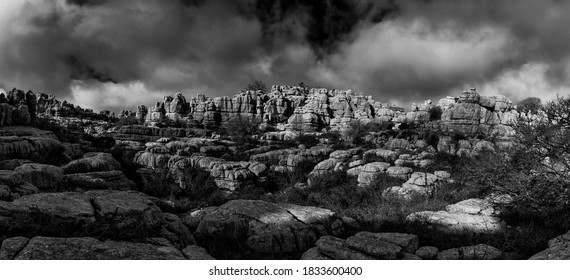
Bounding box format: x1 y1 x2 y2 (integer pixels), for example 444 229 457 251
0 0 569 112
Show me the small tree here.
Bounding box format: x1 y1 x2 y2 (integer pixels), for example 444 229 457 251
517 97 542 114
245 80 267 93
495 94 570 229
223 115 261 146
429 106 443 121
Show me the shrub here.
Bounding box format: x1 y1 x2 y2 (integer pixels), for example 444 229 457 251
296 134 320 148
429 106 443 121
219 116 261 146
499 95 570 231
245 80 267 93
343 120 392 146
517 97 542 114
161 166 227 214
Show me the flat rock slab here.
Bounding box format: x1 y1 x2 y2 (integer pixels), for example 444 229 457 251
406 211 506 234
11 192 95 234
86 190 164 234
445 198 496 216
11 236 187 260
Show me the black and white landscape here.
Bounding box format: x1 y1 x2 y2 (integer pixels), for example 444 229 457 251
0 0 569 260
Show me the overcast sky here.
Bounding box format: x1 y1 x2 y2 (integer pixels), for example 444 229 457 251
1 0 570 112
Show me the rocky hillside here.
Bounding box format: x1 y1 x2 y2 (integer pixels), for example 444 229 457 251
0 84 567 260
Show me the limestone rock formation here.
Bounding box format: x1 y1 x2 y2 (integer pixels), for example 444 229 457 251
185 199 336 258
0 127 64 162
0 191 164 238
14 163 63 190
1 236 192 260
62 153 121 174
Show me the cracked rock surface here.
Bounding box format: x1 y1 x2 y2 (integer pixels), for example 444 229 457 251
0 236 214 260
184 199 335 258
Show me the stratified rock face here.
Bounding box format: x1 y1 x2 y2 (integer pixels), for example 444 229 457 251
185 199 335 258
0 89 36 126
62 153 121 174
430 89 518 138
529 230 570 260
134 85 407 132
0 127 64 162
6 236 187 260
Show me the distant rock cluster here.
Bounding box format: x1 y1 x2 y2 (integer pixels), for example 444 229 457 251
123 85 520 142
132 85 406 132
0 88 114 128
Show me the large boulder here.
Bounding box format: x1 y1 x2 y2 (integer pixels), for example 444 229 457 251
62 153 121 174
85 190 164 236
357 162 391 187
0 190 163 238
14 163 63 190
185 200 335 258
7 192 96 235
210 162 256 192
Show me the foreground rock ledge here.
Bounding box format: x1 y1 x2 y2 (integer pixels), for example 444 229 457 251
185 199 337 258
0 236 214 260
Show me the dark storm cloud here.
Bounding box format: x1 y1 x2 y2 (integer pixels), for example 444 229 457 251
0 0 569 112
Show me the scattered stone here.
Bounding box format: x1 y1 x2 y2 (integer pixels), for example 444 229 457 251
415 246 439 260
